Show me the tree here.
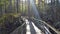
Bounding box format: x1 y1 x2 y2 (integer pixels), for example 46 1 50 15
0 0 9 16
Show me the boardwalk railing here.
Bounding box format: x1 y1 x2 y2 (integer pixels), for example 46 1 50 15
31 17 60 34
10 19 26 34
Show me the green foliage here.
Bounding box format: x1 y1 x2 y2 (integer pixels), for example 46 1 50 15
0 0 8 6
0 13 19 25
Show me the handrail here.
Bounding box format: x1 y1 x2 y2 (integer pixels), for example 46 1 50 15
31 17 60 34
10 20 26 34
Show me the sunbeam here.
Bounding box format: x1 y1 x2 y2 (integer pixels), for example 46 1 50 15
30 0 41 19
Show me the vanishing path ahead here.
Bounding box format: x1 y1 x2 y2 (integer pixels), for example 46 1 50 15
25 19 42 34
10 18 43 34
